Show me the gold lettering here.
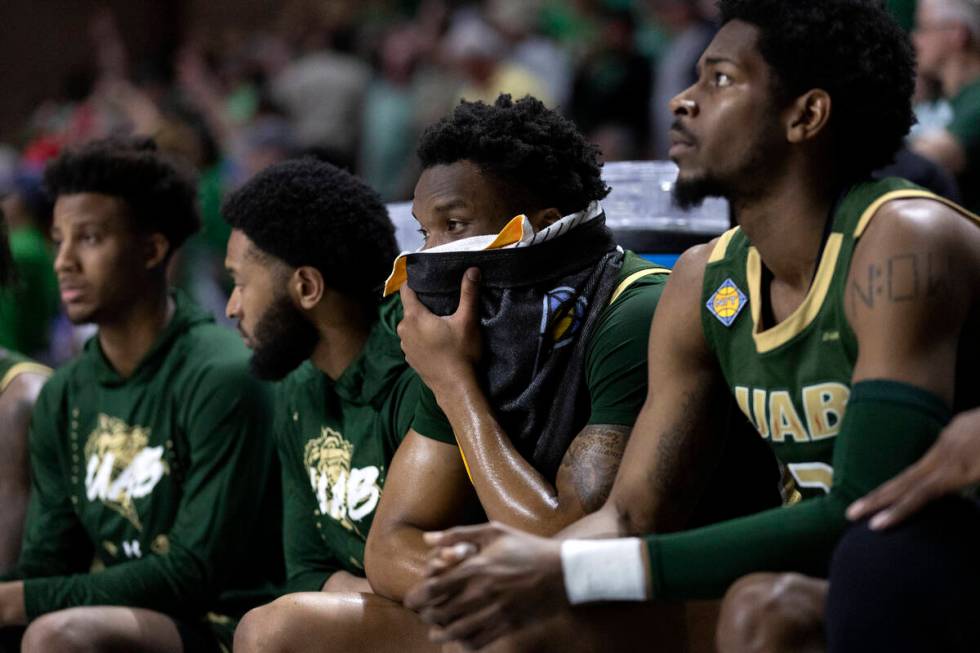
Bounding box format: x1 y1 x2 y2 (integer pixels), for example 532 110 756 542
769 391 808 443
753 388 770 438
735 386 752 422
803 383 850 440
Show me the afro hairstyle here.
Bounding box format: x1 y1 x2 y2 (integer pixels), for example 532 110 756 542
43 136 200 257
718 0 916 182
222 158 398 310
416 94 610 217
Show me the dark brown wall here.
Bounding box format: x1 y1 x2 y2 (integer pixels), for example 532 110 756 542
0 1 182 143
0 0 318 143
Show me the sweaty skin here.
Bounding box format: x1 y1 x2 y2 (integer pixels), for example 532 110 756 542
366 161 633 601
0 370 48 572
403 19 980 651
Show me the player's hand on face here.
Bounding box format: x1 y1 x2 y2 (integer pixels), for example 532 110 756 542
404 522 566 651
848 406 980 529
398 267 482 391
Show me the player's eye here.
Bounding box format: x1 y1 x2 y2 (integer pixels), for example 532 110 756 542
715 72 732 87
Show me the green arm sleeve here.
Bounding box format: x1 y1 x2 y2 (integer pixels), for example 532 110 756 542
645 381 950 600
4 381 94 582
585 276 664 426
22 362 276 619
277 399 340 594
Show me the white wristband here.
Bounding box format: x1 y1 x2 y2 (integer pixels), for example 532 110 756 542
560 538 649 605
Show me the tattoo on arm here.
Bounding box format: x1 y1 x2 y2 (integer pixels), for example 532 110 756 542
850 251 949 312
559 425 629 513
640 390 717 531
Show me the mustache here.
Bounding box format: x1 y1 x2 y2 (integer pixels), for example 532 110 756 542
669 121 697 145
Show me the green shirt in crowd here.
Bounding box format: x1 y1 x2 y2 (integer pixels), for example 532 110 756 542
277 296 421 593
412 251 669 453
3 291 283 645
643 178 980 600
0 227 59 358
947 77 980 214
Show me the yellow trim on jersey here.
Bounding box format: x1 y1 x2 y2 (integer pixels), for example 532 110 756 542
853 190 980 238
708 226 740 263
457 443 475 484
0 362 52 393
609 267 670 305
747 234 844 353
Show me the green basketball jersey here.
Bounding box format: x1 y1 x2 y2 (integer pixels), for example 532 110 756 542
701 178 980 499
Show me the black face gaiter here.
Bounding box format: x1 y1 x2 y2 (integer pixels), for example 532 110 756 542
405 215 624 481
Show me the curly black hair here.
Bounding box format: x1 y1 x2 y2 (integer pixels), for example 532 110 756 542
44 136 200 256
222 158 398 309
719 0 916 181
417 94 610 217
0 206 13 288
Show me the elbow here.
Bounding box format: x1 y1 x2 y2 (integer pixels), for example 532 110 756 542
364 524 403 601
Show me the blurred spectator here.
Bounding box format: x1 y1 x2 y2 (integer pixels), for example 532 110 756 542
487 0 573 108
360 24 426 201
648 0 716 157
444 9 553 106
0 150 59 360
910 0 980 213
271 25 371 165
570 8 652 160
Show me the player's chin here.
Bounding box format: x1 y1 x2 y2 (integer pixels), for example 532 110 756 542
65 304 98 325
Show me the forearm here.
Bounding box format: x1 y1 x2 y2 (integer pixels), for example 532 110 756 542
22 548 213 619
0 487 28 572
365 524 431 601
647 494 844 600
434 374 571 535
644 380 949 601
556 503 629 540
0 581 26 626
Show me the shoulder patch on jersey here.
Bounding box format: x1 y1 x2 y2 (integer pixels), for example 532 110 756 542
706 278 747 327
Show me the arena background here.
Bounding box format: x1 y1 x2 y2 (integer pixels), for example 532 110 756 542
0 0 918 365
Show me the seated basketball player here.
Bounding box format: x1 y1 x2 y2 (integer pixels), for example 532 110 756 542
0 209 50 574
221 159 422 631
401 2 980 652
234 95 712 652
0 138 283 653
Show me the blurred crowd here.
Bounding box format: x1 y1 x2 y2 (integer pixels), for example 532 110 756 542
0 0 971 371
0 0 730 365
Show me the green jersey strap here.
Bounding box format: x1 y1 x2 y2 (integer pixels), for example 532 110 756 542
609 267 670 305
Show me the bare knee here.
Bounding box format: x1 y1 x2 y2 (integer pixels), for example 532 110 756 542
22 610 97 653
716 573 827 653
234 601 293 653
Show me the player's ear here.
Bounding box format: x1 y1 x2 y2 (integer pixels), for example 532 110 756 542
785 89 831 144
143 232 170 270
292 265 325 310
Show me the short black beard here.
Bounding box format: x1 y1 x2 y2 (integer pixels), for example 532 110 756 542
248 292 320 380
672 109 784 211
673 174 729 210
